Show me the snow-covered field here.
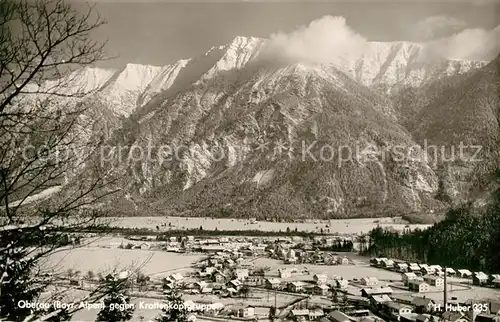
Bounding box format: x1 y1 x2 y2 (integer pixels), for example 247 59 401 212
44 243 203 277
109 216 431 234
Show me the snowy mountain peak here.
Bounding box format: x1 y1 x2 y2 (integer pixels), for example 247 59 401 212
139 59 192 107
112 63 162 92
201 36 266 79
35 36 492 118
96 63 163 116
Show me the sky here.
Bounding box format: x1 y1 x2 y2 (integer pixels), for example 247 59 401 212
72 0 500 68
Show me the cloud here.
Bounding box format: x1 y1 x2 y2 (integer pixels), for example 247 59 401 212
262 16 368 65
411 15 468 41
422 25 500 60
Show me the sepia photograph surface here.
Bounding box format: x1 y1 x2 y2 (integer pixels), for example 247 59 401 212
0 0 500 321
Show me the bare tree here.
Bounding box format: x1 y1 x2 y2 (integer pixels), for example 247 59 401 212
0 0 122 321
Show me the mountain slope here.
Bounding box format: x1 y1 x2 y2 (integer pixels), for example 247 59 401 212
400 54 500 204
19 37 498 221
96 61 446 219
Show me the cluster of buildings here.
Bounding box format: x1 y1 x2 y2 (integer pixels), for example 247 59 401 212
268 242 351 266
370 258 500 289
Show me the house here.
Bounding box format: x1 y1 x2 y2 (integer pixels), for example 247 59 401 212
328 310 352 322
442 312 469 322
234 269 249 281
408 263 421 272
423 276 444 288
421 266 435 276
213 272 227 284
382 259 395 268
415 314 434 322
247 275 265 287
488 274 500 285
168 273 184 284
492 278 500 288
445 268 456 276
457 269 473 278
233 305 254 318
314 284 330 295
402 272 419 286
411 297 436 313
309 309 325 320
336 279 349 289
408 280 430 293
290 309 310 321
361 287 393 297
227 279 242 290
473 272 489 286
337 257 349 265
288 281 307 293
382 302 413 320
370 294 393 307
278 268 293 279
397 263 409 272
361 277 379 286
390 294 414 305
430 265 443 273
265 278 281 289
287 249 296 259
314 274 328 285
372 258 388 267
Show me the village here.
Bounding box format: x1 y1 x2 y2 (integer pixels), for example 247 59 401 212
58 232 500 322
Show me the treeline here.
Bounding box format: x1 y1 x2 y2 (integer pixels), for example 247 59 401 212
367 170 500 273
156 228 322 239
317 239 354 252
66 226 324 238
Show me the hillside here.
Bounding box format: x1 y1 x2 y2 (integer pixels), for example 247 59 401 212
17 37 500 222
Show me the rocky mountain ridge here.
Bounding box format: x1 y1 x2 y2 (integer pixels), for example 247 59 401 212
65 36 488 118
24 37 500 221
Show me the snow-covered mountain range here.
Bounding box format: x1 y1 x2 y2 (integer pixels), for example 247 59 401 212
64 36 488 118
24 36 499 221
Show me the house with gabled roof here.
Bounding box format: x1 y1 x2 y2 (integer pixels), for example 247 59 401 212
382 301 413 320
381 259 395 268
361 287 393 297
287 281 307 293
423 275 444 288
336 279 349 289
314 284 329 295
402 272 419 286
408 280 430 293
411 297 436 313
227 279 242 290
457 269 473 278
421 266 435 276
361 277 379 286
328 310 353 322
313 274 328 285
265 278 281 290
396 263 409 272
442 311 469 322
408 263 421 272
473 272 489 286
